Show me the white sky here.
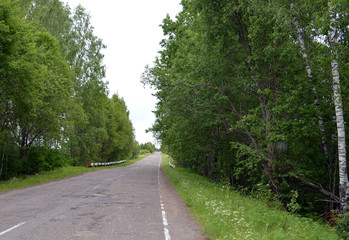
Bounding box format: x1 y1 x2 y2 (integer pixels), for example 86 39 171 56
63 0 182 146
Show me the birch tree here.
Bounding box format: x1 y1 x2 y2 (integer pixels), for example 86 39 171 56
290 1 329 157
328 2 348 211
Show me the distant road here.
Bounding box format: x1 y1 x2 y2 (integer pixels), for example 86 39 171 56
0 153 205 240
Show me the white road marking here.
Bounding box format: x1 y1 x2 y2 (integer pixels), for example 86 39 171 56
0 222 25 236
160 195 171 240
164 227 171 240
158 156 171 240
161 204 168 226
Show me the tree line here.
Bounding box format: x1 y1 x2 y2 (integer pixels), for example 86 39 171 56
143 0 349 219
0 0 138 180
139 142 157 154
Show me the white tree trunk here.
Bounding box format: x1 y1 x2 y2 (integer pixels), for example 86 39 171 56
329 4 348 211
291 2 328 157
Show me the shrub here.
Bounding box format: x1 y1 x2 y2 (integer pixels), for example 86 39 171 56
337 210 349 239
140 149 150 155
21 147 70 175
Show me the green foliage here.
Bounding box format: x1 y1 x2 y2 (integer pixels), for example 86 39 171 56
0 146 70 179
140 149 150 155
286 190 301 214
1 0 73 157
140 142 157 153
143 0 349 224
0 0 138 180
130 141 141 159
337 210 349 239
21 147 69 174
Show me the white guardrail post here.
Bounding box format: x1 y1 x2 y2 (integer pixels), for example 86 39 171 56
169 161 177 168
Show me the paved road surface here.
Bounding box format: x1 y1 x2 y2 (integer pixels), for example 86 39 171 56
0 153 206 240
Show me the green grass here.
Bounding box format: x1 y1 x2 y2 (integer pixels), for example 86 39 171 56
0 154 150 192
161 154 341 240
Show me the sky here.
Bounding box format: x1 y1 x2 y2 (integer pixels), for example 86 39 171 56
63 0 182 146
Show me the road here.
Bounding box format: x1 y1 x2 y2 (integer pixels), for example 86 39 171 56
0 153 206 240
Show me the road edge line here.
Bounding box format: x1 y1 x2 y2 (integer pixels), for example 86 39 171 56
0 222 25 236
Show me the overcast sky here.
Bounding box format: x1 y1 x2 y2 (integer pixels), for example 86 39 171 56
64 0 182 146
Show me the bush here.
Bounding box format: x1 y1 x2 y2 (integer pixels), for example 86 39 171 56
140 149 150 155
21 147 70 175
337 210 349 239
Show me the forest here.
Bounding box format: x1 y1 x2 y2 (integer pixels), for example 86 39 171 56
0 0 140 180
142 0 349 222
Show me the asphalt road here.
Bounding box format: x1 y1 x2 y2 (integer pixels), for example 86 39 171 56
0 153 206 240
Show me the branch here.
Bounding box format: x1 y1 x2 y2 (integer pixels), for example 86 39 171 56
291 173 340 202
315 198 339 204
162 82 242 118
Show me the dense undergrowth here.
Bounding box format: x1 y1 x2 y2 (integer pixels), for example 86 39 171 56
161 154 340 240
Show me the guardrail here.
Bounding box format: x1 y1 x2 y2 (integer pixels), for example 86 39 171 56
87 160 126 167
169 161 177 168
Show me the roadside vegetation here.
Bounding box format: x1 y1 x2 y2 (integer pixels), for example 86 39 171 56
0 154 150 192
0 0 159 183
144 0 349 234
162 154 340 240
0 0 140 181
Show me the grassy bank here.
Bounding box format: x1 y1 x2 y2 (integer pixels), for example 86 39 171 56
0 154 150 192
161 154 340 240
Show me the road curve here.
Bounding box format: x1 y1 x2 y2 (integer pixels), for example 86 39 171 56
0 153 206 240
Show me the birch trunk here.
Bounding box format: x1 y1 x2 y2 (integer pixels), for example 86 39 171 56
291 2 329 157
329 5 348 211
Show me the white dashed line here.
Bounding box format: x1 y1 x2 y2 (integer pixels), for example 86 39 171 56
158 157 171 240
160 195 171 240
0 222 25 236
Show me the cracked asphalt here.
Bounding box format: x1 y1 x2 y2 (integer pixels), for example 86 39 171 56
0 153 206 240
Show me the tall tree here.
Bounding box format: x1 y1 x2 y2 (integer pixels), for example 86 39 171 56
328 1 348 211
1 0 138 178
1 0 72 158
63 5 108 163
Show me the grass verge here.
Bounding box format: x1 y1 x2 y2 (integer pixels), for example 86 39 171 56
161 154 340 240
0 154 150 192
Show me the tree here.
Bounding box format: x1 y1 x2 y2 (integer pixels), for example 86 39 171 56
140 142 156 154
1 0 137 179
0 0 72 157
18 0 72 57
101 95 135 161
59 5 108 164
328 1 348 211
